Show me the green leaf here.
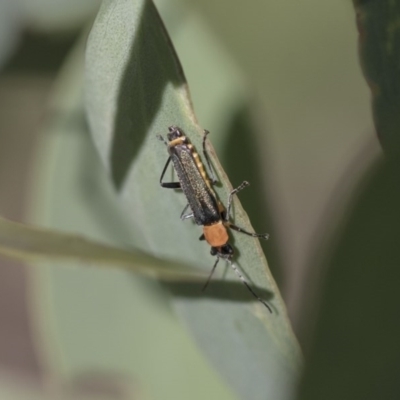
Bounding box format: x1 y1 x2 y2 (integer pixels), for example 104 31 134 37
297 158 400 400
0 1 20 67
32 32 239 400
85 1 301 399
23 0 100 32
0 215 204 281
354 0 400 156
0 373 136 400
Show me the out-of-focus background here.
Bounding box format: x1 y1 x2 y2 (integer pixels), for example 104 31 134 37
0 0 386 399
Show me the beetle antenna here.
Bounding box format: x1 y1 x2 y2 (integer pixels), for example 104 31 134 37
202 257 220 292
228 260 272 313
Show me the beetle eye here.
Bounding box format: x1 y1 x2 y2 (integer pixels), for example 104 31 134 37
210 247 218 256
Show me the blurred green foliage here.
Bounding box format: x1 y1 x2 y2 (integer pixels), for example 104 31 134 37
354 0 400 156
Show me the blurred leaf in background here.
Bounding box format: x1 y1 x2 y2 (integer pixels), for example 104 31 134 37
354 0 400 156
0 1 22 68
297 156 400 400
297 2 400 399
0 0 103 398
21 0 101 32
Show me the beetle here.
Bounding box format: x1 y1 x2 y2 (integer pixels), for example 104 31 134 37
157 126 271 312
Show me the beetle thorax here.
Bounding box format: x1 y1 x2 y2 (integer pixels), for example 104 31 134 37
203 221 229 247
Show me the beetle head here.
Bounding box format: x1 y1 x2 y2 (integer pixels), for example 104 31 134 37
167 125 184 141
211 244 234 259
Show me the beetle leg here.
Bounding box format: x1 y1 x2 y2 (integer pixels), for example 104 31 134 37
226 222 269 240
225 181 250 221
159 156 181 189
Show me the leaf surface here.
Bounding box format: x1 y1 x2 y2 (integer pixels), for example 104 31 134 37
0 215 204 281
85 1 302 399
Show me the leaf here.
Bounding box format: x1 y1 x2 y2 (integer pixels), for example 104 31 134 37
297 158 400 400
0 215 204 281
32 33 238 400
0 372 136 400
0 1 21 68
22 0 101 32
354 0 400 156
85 1 302 399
